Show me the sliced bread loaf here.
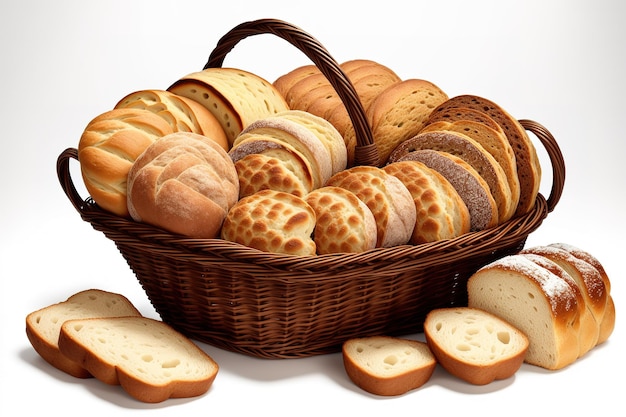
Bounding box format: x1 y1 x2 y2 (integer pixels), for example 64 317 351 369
58 316 219 403
424 307 529 385
342 336 436 396
25 289 142 378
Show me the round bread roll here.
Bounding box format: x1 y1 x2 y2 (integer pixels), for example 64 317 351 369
383 160 470 244
221 189 317 256
126 132 239 239
388 130 514 223
397 150 498 232
168 67 289 146
115 89 228 151
273 64 321 99
78 108 175 217
326 166 416 248
305 186 377 254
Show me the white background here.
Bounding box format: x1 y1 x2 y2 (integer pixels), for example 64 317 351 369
1 0 624 414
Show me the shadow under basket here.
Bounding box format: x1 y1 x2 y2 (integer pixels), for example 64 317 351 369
56 19 566 359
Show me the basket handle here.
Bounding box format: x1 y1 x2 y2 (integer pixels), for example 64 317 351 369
56 147 86 215
519 119 565 213
203 18 380 166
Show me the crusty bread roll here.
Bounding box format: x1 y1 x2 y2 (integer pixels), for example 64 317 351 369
168 67 289 145
78 108 175 217
467 254 582 370
326 166 416 248
388 130 514 223
383 160 470 244
126 132 239 239
420 119 520 218
305 186 377 254
428 95 541 216
115 89 228 151
424 307 529 385
220 189 317 256
58 316 219 403
342 336 436 396
273 64 321 98
396 150 498 231
25 289 142 378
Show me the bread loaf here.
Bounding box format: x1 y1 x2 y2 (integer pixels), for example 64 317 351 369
58 316 219 403
78 108 175 217
305 186 377 254
25 289 142 378
383 160 470 243
114 89 228 151
342 336 436 396
220 189 317 256
428 95 541 216
168 67 289 145
126 132 239 239
395 150 498 231
424 307 529 385
326 166 416 248
467 254 582 370
388 130 514 223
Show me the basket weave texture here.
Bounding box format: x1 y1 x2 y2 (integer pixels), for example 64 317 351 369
56 19 566 359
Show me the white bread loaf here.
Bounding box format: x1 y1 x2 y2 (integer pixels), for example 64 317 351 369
467 254 582 370
78 108 175 217
305 186 377 254
168 67 289 145
220 189 317 256
126 132 239 239
58 316 219 403
342 336 436 396
25 289 142 378
383 160 470 244
396 150 498 231
326 166 416 248
115 89 228 151
424 307 529 385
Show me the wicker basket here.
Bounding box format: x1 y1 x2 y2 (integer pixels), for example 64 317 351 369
56 19 565 359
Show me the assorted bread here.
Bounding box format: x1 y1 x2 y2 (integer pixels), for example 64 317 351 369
26 290 219 403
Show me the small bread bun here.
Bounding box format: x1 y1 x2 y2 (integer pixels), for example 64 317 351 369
342 336 436 396
424 307 529 385
78 108 175 217
383 160 470 244
326 166 416 248
306 186 377 254
126 132 239 239
273 64 321 98
221 189 317 256
397 150 498 231
115 89 228 151
168 67 289 145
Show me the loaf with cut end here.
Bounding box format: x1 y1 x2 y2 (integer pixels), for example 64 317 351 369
467 254 582 370
221 189 317 256
58 316 219 403
25 289 142 378
342 336 436 396
326 166 416 248
424 307 529 385
127 132 239 239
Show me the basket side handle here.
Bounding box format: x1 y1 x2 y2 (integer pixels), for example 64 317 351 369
519 119 565 213
203 18 379 166
56 147 86 214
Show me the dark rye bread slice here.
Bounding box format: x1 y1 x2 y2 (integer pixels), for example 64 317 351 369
428 95 541 216
388 130 513 224
397 150 498 231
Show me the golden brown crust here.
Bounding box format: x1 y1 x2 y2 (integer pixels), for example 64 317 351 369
127 132 239 239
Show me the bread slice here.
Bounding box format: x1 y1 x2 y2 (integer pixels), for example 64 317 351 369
25 289 142 378
424 307 529 385
342 336 436 396
467 254 582 370
58 316 218 403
